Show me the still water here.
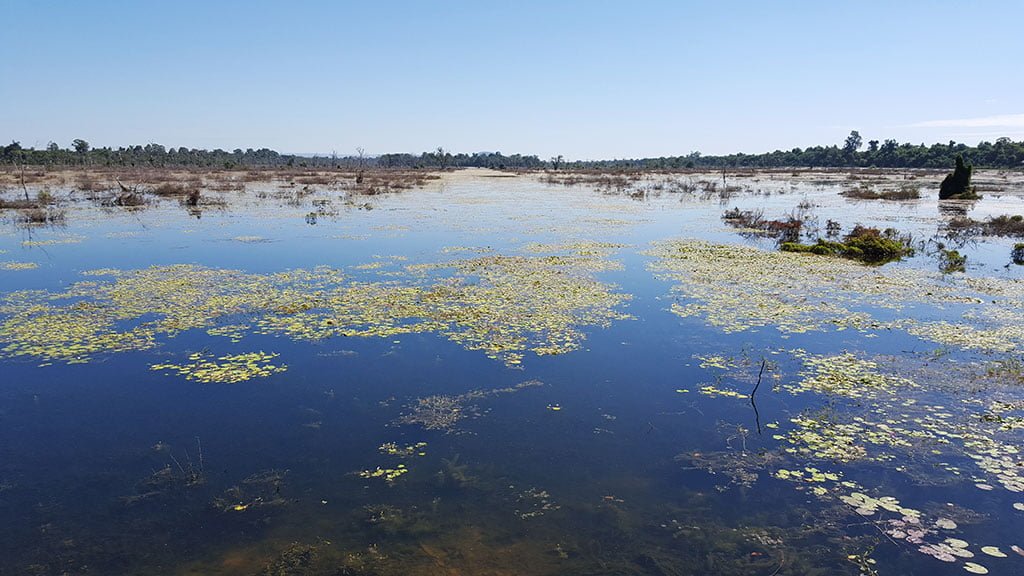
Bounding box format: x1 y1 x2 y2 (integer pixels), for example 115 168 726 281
1 169 1022 575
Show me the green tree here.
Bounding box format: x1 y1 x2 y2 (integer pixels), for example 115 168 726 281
843 130 863 154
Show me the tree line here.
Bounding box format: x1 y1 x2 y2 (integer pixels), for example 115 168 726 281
570 132 1024 170
2 133 1022 170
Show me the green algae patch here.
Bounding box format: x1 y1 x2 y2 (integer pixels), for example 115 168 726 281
150 351 287 384
0 247 630 368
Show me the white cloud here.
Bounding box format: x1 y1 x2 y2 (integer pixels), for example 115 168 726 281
907 113 1024 129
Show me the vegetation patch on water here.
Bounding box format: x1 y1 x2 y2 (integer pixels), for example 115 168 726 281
150 351 287 384
0 245 630 370
679 346 1024 574
781 225 914 265
647 238 1024 352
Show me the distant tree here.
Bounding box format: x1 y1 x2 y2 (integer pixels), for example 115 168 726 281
550 155 564 170
867 140 879 153
843 131 863 154
435 147 449 170
46 141 60 152
72 139 90 154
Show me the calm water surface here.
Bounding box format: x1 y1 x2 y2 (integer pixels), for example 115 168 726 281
1 170 1023 575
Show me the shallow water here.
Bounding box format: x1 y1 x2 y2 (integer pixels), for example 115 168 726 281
1 169 1023 575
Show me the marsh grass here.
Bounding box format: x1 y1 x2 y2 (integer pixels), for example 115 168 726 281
841 183 921 201
945 214 1024 239
781 225 914 264
722 207 804 243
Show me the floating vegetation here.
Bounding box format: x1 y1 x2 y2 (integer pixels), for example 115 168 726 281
21 236 84 247
0 246 629 367
206 323 250 342
515 487 560 519
396 380 543 433
681 346 1024 572
150 351 287 384
698 383 747 399
358 464 409 483
378 441 428 457
647 238 1024 352
785 351 915 398
1 261 38 270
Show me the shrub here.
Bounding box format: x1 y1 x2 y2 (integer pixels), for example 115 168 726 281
938 249 967 273
1012 243 1024 266
781 226 913 265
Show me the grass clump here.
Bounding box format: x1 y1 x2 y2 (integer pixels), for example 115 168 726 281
945 214 1024 238
150 182 200 198
781 225 913 264
938 249 967 274
722 207 803 243
986 214 1024 236
841 184 920 201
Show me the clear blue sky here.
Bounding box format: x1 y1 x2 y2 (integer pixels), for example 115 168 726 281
2 1 1022 159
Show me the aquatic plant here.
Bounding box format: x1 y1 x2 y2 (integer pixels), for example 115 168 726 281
841 183 920 200
781 226 914 264
1 261 38 271
938 248 967 274
1012 243 1024 265
722 207 803 242
0 247 629 368
396 380 542 433
150 351 287 384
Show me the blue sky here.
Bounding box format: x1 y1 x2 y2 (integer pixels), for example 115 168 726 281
2 1 1022 159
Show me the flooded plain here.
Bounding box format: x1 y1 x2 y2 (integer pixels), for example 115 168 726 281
1 168 1023 575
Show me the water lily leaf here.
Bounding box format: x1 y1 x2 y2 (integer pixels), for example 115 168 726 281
980 546 1006 558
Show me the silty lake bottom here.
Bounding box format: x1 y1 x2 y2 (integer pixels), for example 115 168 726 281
1 169 1024 575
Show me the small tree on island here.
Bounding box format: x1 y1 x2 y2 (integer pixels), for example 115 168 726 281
938 153 977 199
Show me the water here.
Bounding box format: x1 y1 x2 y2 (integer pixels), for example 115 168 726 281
1 169 1023 575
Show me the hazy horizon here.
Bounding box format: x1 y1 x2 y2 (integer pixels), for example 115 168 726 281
3 0 1022 160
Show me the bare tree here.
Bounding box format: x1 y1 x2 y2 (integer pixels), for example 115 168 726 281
550 155 564 170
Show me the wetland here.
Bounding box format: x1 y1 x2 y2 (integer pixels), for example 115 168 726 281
1 166 1024 575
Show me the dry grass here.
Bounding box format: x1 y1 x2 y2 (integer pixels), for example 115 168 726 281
946 214 1024 238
